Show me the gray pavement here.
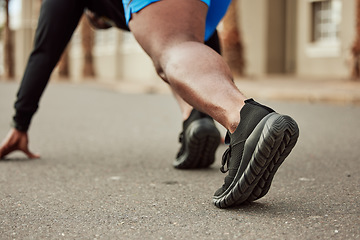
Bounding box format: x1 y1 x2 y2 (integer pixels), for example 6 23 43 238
93 76 360 105
1 80 360 239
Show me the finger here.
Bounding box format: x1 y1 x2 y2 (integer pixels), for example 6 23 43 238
23 149 40 159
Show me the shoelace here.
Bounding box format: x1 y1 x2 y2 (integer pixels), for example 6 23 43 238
220 140 244 174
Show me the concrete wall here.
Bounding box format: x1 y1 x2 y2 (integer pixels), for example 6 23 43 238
10 0 158 85
239 0 356 78
9 0 357 81
296 0 356 78
14 0 39 78
116 33 158 83
68 28 124 82
266 0 287 74
68 30 158 84
239 0 268 76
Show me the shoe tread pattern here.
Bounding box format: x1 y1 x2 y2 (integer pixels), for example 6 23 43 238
174 119 220 169
213 114 299 208
246 116 299 202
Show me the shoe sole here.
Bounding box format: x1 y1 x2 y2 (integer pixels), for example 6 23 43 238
174 118 221 169
213 113 299 208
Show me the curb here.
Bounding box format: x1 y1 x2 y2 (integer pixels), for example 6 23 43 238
234 78 360 105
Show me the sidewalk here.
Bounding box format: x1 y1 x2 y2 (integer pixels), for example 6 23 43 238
77 75 360 105
3 75 360 105
235 76 360 105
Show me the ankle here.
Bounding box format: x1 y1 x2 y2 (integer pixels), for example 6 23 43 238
228 98 275 134
182 107 193 121
227 104 245 134
228 115 240 134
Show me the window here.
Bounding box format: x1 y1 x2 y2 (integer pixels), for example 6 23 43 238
311 0 342 43
307 0 342 57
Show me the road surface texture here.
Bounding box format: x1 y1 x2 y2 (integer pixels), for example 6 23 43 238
1 81 359 239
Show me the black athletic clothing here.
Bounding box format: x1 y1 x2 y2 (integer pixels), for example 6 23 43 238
12 0 221 132
13 0 84 131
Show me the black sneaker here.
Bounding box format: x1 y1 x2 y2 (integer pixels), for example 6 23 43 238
174 109 221 169
213 99 299 208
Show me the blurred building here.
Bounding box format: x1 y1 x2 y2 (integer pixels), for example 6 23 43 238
4 0 357 82
240 0 355 78
6 0 158 84
69 28 158 84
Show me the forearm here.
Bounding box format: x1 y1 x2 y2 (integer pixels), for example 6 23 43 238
12 0 85 131
12 51 54 132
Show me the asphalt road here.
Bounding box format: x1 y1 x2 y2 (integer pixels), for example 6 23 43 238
1 81 359 239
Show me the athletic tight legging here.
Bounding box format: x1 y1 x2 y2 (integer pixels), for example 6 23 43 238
13 0 221 132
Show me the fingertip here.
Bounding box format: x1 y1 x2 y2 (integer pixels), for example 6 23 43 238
29 153 41 159
25 150 40 159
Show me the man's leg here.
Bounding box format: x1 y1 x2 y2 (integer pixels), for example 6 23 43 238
172 30 223 169
128 0 299 208
129 0 246 133
172 30 222 121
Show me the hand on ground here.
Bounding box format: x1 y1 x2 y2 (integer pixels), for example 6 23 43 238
0 128 40 159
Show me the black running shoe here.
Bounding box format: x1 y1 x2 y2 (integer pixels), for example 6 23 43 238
174 109 221 169
213 99 299 208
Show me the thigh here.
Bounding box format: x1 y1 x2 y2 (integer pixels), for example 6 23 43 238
128 0 208 59
126 0 230 42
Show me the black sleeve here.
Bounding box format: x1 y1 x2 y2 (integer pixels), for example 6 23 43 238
12 0 86 132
